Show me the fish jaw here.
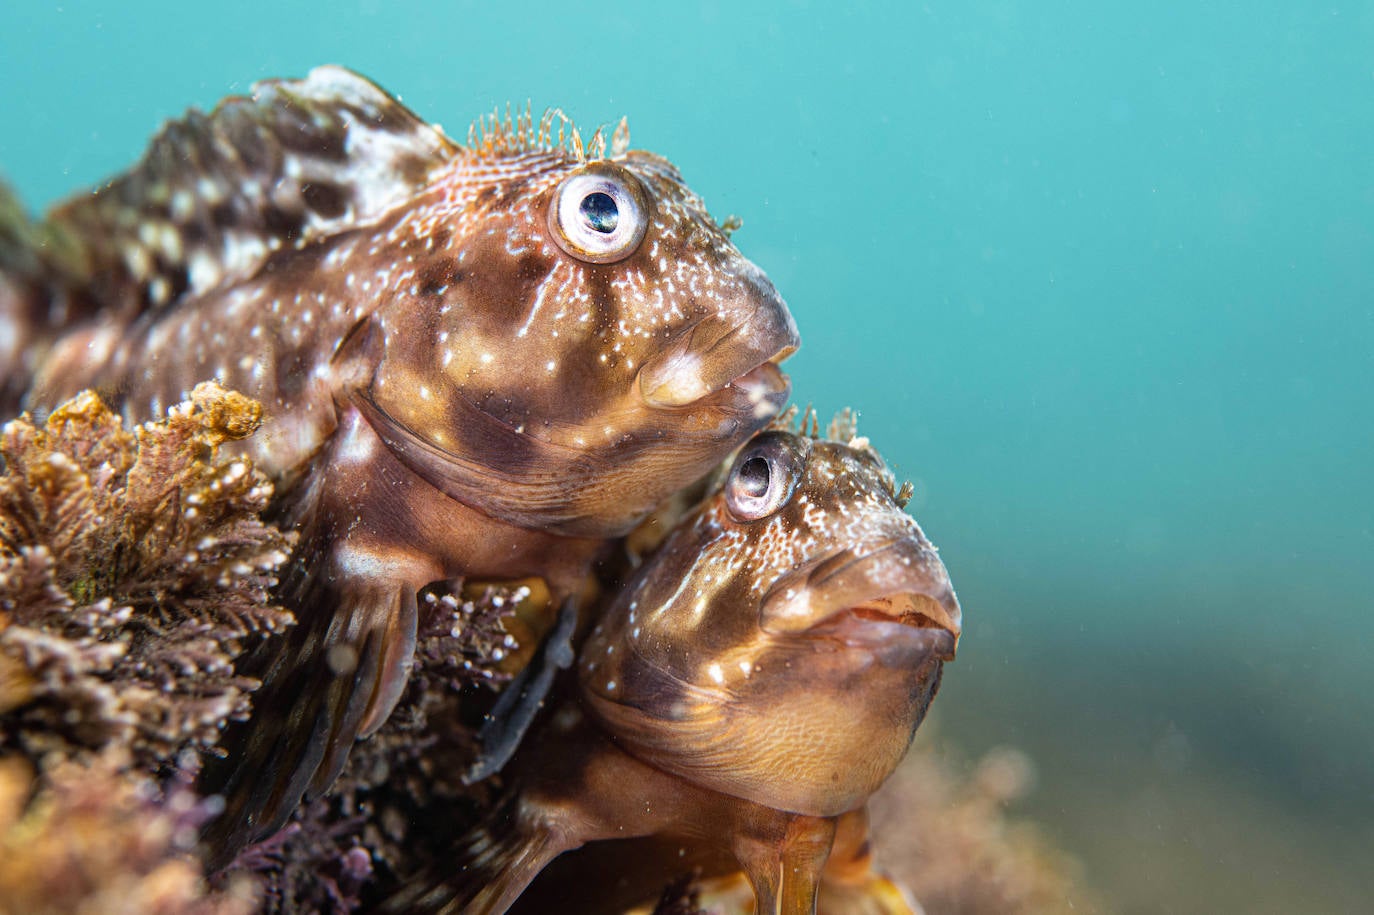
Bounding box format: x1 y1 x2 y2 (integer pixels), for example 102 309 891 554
807 594 958 667
636 264 800 412
759 536 962 655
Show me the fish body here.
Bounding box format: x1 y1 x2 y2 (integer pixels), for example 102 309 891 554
395 416 961 914
0 67 798 854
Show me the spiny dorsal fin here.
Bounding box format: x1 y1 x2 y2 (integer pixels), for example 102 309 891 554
44 65 459 316
1 179 86 286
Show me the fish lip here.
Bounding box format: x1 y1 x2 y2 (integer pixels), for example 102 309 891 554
759 538 962 654
710 353 794 417
639 334 799 409
811 540 961 635
636 301 801 411
813 594 960 661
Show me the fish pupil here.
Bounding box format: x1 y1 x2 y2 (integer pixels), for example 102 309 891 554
580 192 619 233
738 456 771 498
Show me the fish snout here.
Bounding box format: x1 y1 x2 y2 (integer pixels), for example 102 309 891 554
637 266 799 410
760 537 962 654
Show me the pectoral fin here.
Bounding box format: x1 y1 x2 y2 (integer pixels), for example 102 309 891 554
462 594 578 784
199 548 420 865
375 793 567 915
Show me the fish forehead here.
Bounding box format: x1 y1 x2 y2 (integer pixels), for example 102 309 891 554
403 147 746 324
727 443 915 593
635 438 916 636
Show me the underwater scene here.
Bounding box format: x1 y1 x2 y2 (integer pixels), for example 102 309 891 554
0 2 1370 913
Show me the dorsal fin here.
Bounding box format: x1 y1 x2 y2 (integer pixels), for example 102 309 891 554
43 65 459 317
1 180 94 416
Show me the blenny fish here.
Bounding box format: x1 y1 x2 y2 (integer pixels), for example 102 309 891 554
0 66 799 854
387 415 961 915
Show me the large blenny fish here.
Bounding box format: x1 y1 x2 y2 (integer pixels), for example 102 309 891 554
389 415 961 915
0 66 799 854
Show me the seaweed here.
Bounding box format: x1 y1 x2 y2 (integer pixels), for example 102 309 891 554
0 382 294 767
0 750 259 915
0 383 294 914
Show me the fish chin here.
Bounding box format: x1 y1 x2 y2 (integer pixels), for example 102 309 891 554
356 375 789 538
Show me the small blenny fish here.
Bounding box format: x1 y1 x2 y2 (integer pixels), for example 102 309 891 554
389 415 961 915
0 66 798 854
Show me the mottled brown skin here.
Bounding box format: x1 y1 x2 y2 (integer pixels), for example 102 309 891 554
1 67 798 855
391 424 961 915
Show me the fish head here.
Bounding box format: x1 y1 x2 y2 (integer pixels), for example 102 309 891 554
579 419 961 816
362 137 798 537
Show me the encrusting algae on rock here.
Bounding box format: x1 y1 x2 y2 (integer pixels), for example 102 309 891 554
0 751 259 915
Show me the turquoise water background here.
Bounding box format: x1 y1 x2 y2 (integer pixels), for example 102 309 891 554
2 2 1370 911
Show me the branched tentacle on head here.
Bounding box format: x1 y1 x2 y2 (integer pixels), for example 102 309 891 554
767 404 913 506
464 104 631 165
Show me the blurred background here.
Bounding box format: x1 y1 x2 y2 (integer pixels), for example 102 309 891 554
2 2 1370 911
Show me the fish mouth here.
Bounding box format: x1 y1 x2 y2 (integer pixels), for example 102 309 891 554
716 355 794 419
847 593 960 638
637 310 801 413
760 538 962 658
816 592 959 660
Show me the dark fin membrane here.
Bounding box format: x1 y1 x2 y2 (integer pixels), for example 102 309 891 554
462 594 578 785
199 540 418 867
376 791 564 915
42 65 458 320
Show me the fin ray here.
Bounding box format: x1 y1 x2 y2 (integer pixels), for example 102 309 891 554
44 65 458 318
199 548 420 865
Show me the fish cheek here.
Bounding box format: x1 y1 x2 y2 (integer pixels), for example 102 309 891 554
447 241 557 344
540 269 630 417
414 253 462 299
582 530 713 691
370 242 554 426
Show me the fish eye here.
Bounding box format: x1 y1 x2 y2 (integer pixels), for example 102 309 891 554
724 434 803 522
549 164 649 264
